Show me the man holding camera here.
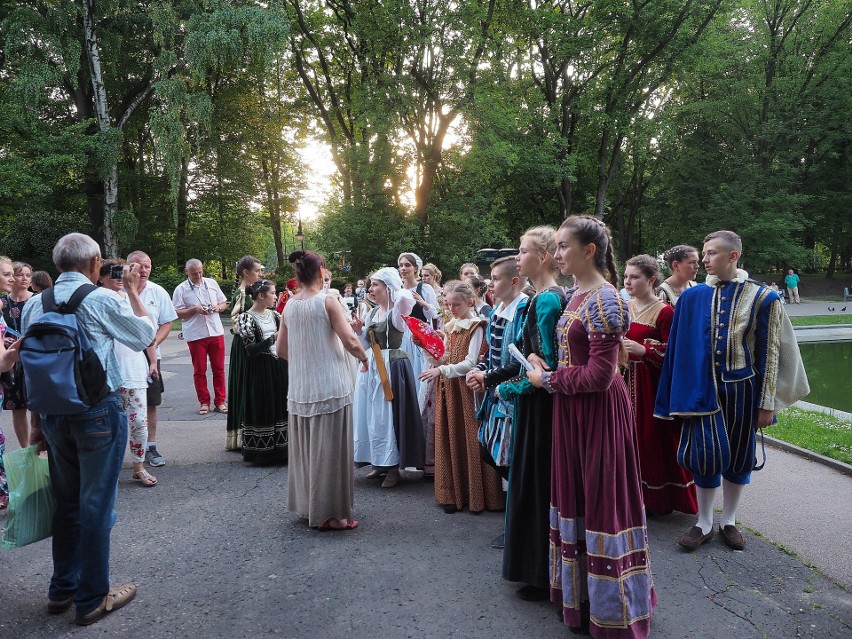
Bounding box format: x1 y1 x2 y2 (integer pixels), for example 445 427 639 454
127 250 178 467
172 259 228 416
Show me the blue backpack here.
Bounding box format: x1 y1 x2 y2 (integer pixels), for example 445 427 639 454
19 284 109 415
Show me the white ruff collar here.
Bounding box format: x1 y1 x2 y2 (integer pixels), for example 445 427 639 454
705 269 748 287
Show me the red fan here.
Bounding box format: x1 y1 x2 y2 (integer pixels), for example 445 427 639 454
275 290 290 314
402 315 445 361
276 279 300 314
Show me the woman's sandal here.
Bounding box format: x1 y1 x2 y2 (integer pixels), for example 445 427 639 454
317 519 359 532
214 404 228 414
132 469 157 487
197 404 210 415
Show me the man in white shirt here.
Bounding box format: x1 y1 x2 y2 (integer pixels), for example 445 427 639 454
126 250 179 467
172 259 228 416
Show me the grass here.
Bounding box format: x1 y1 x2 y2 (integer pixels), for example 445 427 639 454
772 407 852 465
790 315 852 327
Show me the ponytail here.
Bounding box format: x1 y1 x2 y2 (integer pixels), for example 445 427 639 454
559 215 619 285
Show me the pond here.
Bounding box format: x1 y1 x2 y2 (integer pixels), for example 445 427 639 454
797 341 852 412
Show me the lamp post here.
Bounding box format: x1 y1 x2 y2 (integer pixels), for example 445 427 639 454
295 219 305 251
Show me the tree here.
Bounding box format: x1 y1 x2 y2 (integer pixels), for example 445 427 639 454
1 0 289 257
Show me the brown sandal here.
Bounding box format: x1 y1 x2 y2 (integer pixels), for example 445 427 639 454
214 403 228 414
197 404 210 415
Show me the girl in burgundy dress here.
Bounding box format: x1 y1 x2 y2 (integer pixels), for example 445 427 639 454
623 255 697 516
528 216 656 638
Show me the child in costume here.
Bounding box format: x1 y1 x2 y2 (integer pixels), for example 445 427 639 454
419 280 502 514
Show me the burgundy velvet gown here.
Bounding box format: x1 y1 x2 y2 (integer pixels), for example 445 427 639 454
548 284 656 638
623 299 697 515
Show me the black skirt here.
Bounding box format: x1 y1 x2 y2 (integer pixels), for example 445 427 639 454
241 353 289 464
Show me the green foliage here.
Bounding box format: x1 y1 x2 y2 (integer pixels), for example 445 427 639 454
0 0 849 277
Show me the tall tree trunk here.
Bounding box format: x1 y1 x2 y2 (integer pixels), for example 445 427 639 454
414 116 453 227
82 0 119 256
175 156 190 267
262 157 286 269
84 174 105 245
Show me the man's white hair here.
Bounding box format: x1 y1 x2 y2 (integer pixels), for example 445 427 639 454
53 233 101 272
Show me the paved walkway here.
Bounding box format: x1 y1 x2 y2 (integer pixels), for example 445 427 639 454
1 334 850 638
783 300 852 318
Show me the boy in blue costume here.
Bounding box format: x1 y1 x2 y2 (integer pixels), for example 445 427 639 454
655 230 808 551
467 256 529 477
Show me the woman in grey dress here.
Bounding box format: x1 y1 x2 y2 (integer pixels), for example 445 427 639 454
277 250 368 531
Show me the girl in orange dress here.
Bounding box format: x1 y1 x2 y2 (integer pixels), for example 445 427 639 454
419 280 503 514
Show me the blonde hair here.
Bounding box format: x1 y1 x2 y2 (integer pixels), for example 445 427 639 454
521 226 558 272
458 262 479 277
0 255 11 268
421 263 442 285
443 279 476 304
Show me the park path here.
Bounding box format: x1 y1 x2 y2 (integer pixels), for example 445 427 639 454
1 331 850 638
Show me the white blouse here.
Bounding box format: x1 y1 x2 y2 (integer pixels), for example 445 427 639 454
428 316 484 379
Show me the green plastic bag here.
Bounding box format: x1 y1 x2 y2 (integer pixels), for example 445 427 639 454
1 445 56 550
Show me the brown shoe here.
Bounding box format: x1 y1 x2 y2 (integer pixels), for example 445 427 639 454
719 524 745 550
75 583 137 626
47 595 75 614
678 525 714 551
381 468 400 488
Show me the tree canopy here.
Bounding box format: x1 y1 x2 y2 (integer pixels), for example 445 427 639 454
1 0 849 279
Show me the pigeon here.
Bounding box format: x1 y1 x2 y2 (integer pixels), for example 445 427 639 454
828 307 835 311
842 306 847 312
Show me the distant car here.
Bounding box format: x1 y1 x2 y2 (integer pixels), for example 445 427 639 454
475 247 518 273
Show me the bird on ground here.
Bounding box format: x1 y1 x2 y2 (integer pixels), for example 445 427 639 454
828 307 835 311
842 306 847 312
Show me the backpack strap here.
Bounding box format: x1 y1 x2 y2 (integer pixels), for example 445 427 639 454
40 287 58 313
54 284 98 315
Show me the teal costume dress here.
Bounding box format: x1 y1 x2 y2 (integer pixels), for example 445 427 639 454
225 287 251 450
497 287 565 590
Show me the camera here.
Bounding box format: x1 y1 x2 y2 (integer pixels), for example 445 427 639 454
110 264 124 280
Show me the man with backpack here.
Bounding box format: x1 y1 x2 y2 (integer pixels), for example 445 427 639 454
22 233 155 626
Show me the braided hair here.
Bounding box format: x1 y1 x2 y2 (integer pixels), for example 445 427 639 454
247 279 274 300
235 255 261 288
662 245 698 270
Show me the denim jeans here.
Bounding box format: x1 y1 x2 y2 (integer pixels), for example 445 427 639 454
41 392 127 615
